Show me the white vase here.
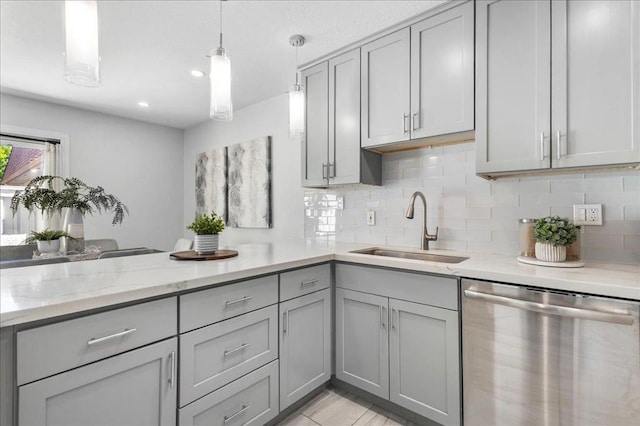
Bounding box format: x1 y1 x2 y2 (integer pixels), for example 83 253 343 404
193 234 219 255
535 242 566 262
62 207 84 253
36 239 60 254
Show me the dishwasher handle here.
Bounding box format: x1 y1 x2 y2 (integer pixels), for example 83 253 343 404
464 289 634 325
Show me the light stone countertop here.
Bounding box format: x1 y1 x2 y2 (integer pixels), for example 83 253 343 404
1 239 638 327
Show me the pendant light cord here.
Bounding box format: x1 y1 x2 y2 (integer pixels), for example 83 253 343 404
295 44 299 85
219 0 223 48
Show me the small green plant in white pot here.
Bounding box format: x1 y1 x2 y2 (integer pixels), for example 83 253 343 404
187 211 225 254
25 229 70 254
533 216 577 262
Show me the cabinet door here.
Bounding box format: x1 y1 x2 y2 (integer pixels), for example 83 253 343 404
552 0 640 168
301 62 329 187
329 48 361 185
361 28 410 148
336 288 389 399
411 1 474 139
476 0 551 174
19 338 177 426
389 299 460 426
280 288 331 410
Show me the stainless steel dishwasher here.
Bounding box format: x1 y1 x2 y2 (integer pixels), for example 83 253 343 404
462 279 640 426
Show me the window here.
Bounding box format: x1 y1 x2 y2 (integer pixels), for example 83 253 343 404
0 134 60 246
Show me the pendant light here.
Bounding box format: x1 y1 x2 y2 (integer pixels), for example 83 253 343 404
63 0 100 87
210 0 232 121
289 35 305 140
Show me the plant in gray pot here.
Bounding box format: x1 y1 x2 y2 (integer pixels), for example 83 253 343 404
187 211 226 255
24 229 70 254
10 175 128 253
533 216 578 262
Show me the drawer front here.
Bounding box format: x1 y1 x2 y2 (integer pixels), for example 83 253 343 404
280 263 331 302
17 297 177 385
179 360 279 426
180 305 278 406
180 275 278 332
335 263 458 310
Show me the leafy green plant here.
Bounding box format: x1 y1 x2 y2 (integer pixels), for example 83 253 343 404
24 229 70 243
0 145 12 181
187 211 225 235
10 175 128 225
533 216 577 246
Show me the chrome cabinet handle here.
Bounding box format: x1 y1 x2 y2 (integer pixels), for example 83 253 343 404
556 131 562 159
381 306 387 328
379 306 383 328
391 308 397 330
224 404 250 424
169 351 176 389
322 163 327 179
328 162 335 178
403 114 409 133
225 296 252 307
223 343 251 357
301 278 319 287
540 132 546 161
87 328 136 346
412 111 419 131
283 311 289 335
464 290 634 325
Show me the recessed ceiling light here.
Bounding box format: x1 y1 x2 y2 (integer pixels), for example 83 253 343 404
191 70 205 78
138 101 150 108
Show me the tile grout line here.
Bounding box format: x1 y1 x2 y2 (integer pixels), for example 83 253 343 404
349 406 372 426
302 414 322 426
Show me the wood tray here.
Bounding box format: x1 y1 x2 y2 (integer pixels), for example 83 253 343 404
170 249 238 261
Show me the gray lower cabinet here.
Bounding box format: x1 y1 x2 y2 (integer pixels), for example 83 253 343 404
279 288 332 410
179 360 279 426
335 264 460 426
19 337 177 426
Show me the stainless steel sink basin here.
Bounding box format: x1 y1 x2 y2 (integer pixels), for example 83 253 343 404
350 247 468 264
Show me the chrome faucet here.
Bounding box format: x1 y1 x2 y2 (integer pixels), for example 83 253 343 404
405 191 438 250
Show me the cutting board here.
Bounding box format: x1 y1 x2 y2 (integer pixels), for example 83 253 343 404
170 250 238 261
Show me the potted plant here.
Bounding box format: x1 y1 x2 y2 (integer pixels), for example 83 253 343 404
533 216 578 262
25 229 70 253
187 211 225 254
10 175 128 252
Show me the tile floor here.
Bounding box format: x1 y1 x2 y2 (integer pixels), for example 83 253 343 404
277 387 414 426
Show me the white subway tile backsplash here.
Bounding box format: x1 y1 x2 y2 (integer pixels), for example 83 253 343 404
304 145 639 264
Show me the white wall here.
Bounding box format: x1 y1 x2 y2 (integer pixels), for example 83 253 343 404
305 143 640 264
183 94 304 243
0 94 184 251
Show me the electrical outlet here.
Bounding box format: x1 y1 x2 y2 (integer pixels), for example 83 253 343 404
573 204 603 225
366 211 375 226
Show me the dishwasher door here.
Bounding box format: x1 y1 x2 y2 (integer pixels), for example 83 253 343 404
462 279 640 426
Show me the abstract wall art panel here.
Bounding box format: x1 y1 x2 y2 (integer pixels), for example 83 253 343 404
195 146 227 220
227 136 272 228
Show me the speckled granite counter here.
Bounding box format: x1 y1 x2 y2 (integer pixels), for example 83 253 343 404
2 240 638 327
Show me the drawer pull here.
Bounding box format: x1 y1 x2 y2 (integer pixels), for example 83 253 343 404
300 278 319 287
87 328 137 346
223 343 251 357
225 296 252 307
169 351 176 389
224 404 250 423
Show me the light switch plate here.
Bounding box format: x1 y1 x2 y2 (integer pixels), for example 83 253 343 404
573 204 602 225
366 211 375 226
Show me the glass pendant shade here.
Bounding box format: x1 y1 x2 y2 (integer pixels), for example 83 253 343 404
63 0 100 87
209 48 233 121
289 83 305 139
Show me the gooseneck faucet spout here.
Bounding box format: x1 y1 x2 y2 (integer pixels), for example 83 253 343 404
406 191 438 250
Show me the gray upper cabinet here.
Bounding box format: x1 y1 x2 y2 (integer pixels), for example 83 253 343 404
476 0 551 174
477 0 640 176
551 0 640 168
389 299 460 426
301 62 329 187
361 28 411 148
279 288 331 410
20 337 177 426
302 49 381 187
410 0 474 140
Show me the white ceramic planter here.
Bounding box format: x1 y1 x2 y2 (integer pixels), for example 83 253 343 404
535 242 566 262
37 239 60 254
193 234 219 255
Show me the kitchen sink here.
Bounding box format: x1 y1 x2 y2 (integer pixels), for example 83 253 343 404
349 247 468 264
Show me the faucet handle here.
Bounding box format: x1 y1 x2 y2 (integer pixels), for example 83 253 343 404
426 226 439 241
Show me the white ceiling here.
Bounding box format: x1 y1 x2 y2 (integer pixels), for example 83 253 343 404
0 0 444 129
